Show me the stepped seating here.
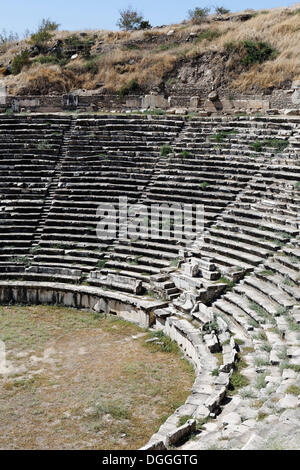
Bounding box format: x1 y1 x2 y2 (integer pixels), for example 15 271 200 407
32 154 154 272
32 115 184 273
68 114 184 156
187 239 299 449
173 116 299 159
0 113 299 450
193 173 299 273
0 115 71 269
102 154 257 295
94 116 300 297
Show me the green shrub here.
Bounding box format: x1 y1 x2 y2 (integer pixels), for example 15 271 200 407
160 145 173 157
84 58 99 74
30 30 52 45
249 139 288 153
229 370 250 393
257 411 269 421
250 140 265 152
97 260 107 270
118 79 140 98
34 55 68 67
30 18 59 46
12 50 30 75
180 150 191 157
224 40 278 66
188 7 210 24
217 276 235 289
197 29 222 42
215 6 230 15
117 7 149 31
210 129 237 143
38 18 60 32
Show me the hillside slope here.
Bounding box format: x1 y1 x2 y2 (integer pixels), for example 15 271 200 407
1 5 300 97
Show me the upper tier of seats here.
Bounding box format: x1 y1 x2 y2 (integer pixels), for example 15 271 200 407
0 115 71 269
0 114 299 291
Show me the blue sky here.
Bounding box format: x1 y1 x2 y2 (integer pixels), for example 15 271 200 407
0 0 297 35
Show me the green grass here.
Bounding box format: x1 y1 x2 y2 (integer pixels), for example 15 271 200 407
92 400 131 420
178 415 193 427
257 411 269 421
248 301 269 319
228 354 250 395
249 139 289 153
248 317 260 328
210 129 237 143
254 357 270 367
180 150 191 157
255 372 268 390
229 370 250 394
196 29 222 42
259 269 274 276
216 277 235 289
144 330 183 355
97 260 107 270
142 109 166 115
160 145 173 157
260 342 272 353
253 331 268 341
286 385 300 396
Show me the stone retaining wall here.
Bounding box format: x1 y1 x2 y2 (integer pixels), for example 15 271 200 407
0 281 166 328
1 87 299 114
141 315 236 449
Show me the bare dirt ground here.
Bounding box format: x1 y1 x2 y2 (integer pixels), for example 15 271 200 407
0 305 194 450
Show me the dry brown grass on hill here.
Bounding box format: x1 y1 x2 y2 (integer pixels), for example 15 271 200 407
1 5 300 95
9 65 83 95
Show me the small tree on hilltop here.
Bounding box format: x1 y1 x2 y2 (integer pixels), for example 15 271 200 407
187 7 210 24
30 18 60 46
215 6 230 15
39 18 60 32
138 20 152 30
117 6 150 30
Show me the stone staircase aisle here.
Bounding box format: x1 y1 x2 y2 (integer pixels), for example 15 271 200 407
30 117 75 255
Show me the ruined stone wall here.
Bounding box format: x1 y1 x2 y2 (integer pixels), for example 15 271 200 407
1 85 299 114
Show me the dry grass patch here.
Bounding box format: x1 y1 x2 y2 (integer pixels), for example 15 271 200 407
0 305 194 450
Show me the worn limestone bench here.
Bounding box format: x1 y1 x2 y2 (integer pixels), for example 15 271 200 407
0 280 167 328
